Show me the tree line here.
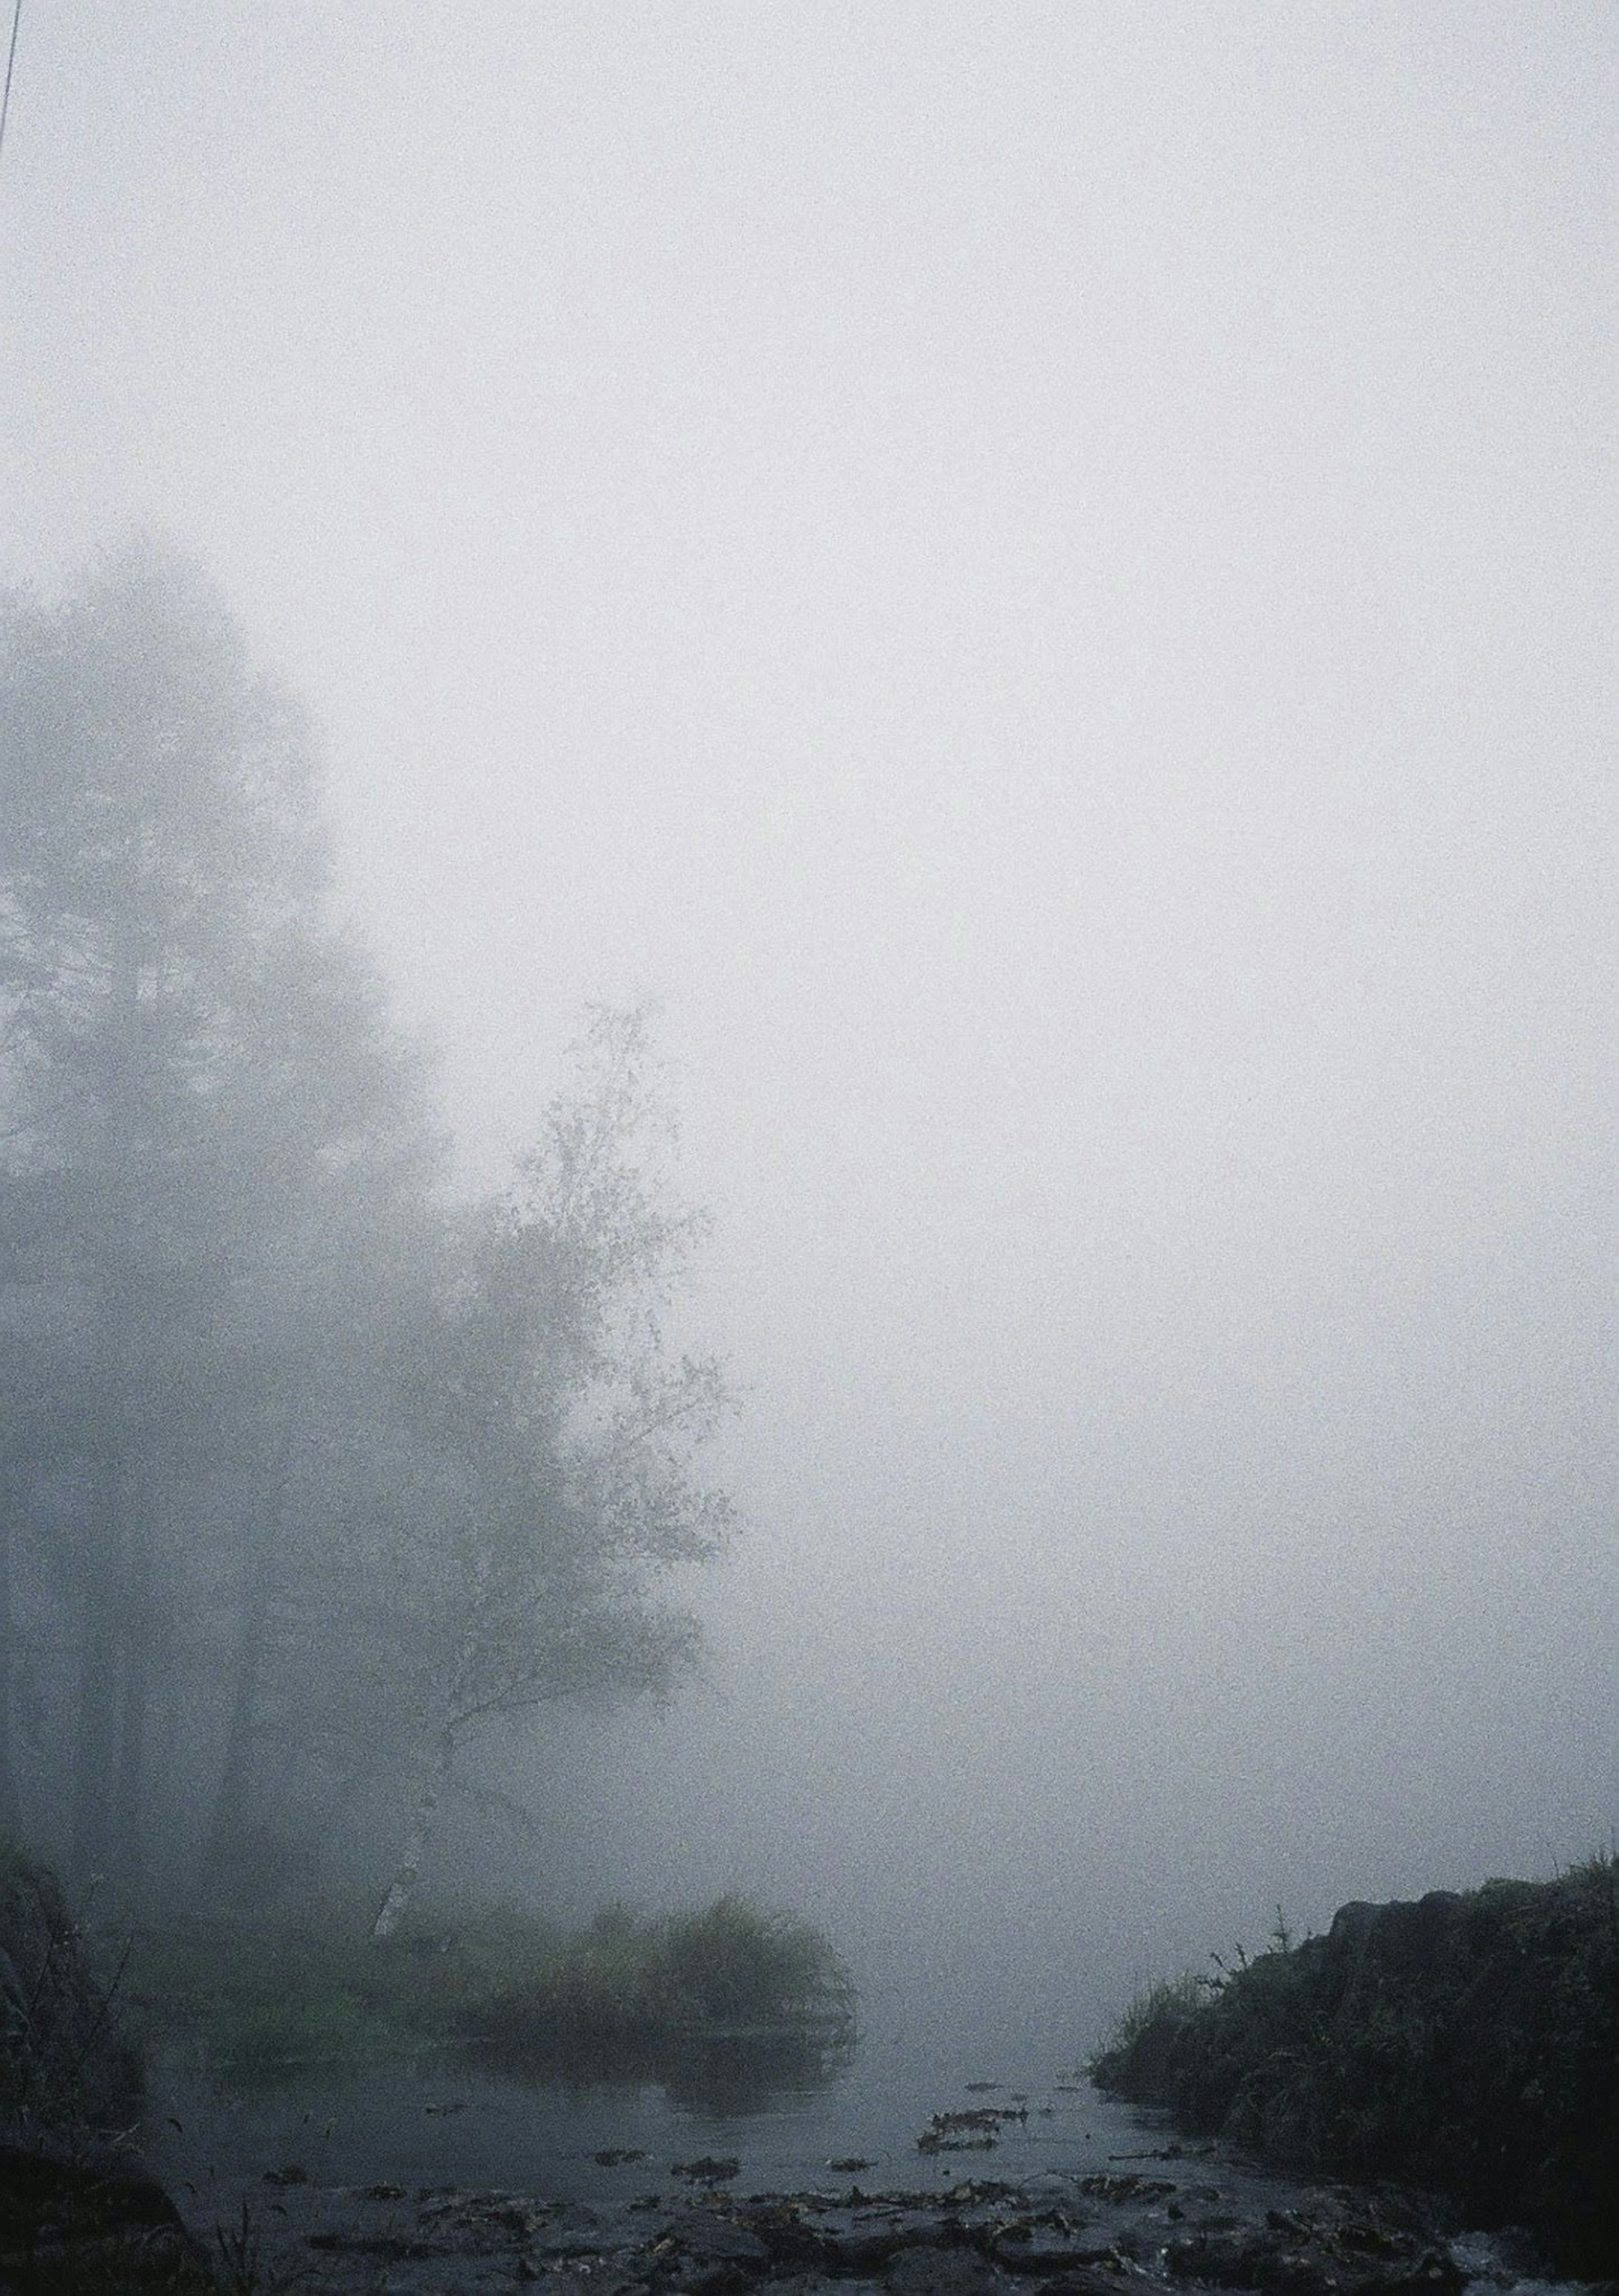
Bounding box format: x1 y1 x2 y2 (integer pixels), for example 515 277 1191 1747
0 543 734 1932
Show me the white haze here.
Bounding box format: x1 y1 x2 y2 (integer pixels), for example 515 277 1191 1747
3 4 1614 2049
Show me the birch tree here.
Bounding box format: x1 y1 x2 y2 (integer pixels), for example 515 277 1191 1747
369 1008 734 1939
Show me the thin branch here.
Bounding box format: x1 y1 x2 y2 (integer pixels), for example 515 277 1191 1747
445 1774 545 1838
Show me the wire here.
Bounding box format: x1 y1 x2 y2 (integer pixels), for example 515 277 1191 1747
0 0 22 170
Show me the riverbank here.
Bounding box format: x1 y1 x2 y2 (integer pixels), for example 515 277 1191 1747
9 2059 1594 2296
126 2016 1605 2296
5 1852 1611 2293
9 2009 1605 2294
1088 1862 1619 2279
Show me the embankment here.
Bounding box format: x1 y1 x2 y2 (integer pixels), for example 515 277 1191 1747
1 1843 211 2288
1089 1860 1619 2277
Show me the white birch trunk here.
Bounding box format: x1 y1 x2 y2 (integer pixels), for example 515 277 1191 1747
372 1574 490 1944
371 1721 455 1942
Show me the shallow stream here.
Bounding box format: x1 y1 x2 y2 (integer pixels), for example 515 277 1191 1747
135 1983 1587 2296
142 1984 1138 2212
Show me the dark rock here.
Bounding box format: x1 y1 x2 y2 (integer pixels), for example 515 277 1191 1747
540 2274 648 2296
1326 1902 1380 1952
886 2245 1009 2296
0 2141 213 2289
662 2210 771 2265
804 2204 953 2272
730 2198 829 2263
307 2227 440 2260
1007 2277 1144 2296
524 2199 609 2253
673 2156 742 2185
1077 2175 1177 2205
768 2278 885 2296
1165 2226 1295 2285
1162 2194 1468 2296
1366 1893 1463 1976
989 2221 1116 2276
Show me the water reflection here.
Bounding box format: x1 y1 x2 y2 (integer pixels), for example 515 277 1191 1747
146 2018 1156 2237
471 2023 856 2117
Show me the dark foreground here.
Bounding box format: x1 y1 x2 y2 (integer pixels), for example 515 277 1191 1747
1089 1863 1619 2278
3 2125 1594 2296
239 2157 1544 2296
3 1852 1613 2293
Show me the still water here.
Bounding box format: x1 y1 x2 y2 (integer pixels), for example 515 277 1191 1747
137 1984 1581 2296
142 1976 1155 2215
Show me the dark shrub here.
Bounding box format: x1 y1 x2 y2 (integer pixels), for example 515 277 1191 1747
1089 1860 1619 2276
0 1843 142 2141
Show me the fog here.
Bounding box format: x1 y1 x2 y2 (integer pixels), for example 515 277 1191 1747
2 4 1614 2055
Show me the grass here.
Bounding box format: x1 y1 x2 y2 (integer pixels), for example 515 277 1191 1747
483 1894 857 2044
0 1840 144 2138
1088 1857 1619 2276
1096 1969 1206 2056
125 1889 855 2084
125 1887 458 2078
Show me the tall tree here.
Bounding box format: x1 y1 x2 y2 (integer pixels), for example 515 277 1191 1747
0 551 736 1931
0 544 436 1902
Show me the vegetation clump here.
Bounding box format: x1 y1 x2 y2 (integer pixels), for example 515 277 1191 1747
1089 1859 1619 2276
477 1894 856 2046
128 1890 854 2083
0 1841 142 2140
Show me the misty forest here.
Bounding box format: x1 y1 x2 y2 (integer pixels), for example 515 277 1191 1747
0 6 1616 2295
0 547 737 1931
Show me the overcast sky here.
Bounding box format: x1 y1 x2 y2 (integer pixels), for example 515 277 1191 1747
3 2 1614 2043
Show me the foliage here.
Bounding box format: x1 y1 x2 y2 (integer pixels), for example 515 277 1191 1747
486 1893 856 2043
0 1839 141 2140
126 1890 463 2080
659 1895 853 2027
0 543 442 1906
0 548 736 1930
127 1890 854 2083
1099 1968 1206 2048
1089 1859 1619 2275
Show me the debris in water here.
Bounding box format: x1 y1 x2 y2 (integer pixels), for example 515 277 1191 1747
672 2156 741 2184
